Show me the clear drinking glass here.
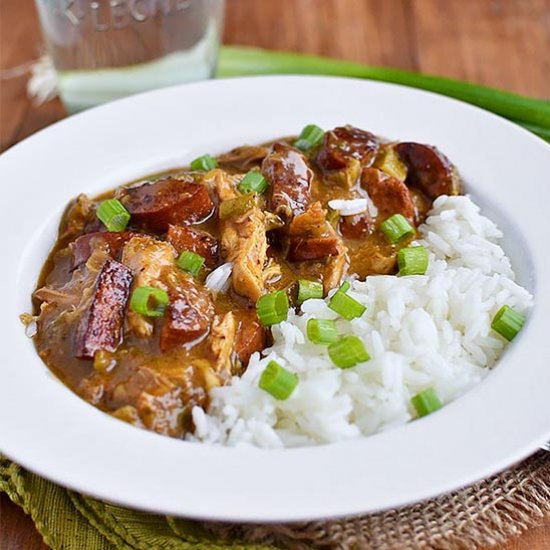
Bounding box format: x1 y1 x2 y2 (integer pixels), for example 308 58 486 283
34 0 225 113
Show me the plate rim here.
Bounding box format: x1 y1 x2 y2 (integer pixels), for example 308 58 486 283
1 75 549 522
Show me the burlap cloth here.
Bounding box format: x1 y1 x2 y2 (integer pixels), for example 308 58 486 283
2 451 549 549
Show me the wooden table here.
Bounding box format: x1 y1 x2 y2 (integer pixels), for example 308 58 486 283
1 0 549 548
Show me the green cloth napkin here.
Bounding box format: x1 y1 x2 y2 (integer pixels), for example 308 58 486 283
0 456 277 549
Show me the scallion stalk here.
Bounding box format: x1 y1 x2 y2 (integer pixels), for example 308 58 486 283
307 318 339 344
217 47 550 138
259 360 298 400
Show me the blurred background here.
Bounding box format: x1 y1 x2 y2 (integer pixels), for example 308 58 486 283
1 0 549 152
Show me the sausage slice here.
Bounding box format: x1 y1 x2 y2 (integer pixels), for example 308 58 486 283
287 236 341 262
166 225 219 267
235 310 266 367
395 142 461 199
74 260 133 359
317 126 379 172
262 143 313 221
159 272 214 352
71 231 137 269
120 177 215 231
361 167 415 222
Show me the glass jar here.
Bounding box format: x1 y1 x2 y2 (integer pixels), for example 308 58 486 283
34 0 225 113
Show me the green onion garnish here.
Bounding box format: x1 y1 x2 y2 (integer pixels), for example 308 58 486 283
328 284 366 320
328 335 370 369
176 250 205 277
338 281 351 293
259 360 298 400
190 154 218 171
307 318 339 344
219 193 256 220
294 124 324 151
398 245 429 276
256 290 289 326
297 279 323 305
130 286 169 317
411 388 443 417
96 199 131 232
380 214 415 244
491 305 526 341
238 171 269 194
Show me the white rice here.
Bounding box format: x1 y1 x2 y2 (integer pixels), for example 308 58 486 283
190 195 533 448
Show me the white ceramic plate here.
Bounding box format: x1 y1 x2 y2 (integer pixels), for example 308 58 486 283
1 76 549 523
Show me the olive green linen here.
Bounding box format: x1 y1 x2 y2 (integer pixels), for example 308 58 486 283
2 452 550 549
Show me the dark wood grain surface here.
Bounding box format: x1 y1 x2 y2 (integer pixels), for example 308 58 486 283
1 0 549 548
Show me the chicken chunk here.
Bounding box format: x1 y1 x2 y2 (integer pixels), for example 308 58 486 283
211 169 268 301
207 312 237 378
121 235 176 338
221 206 267 301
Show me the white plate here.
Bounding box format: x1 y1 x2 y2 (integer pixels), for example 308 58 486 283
1 76 549 523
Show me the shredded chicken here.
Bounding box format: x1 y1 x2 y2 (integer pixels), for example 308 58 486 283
208 312 237 378
121 235 176 338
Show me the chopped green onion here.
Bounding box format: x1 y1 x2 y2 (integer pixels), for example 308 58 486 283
256 290 289 326
338 281 351 293
307 318 339 344
219 193 256 220
297 279 323 305
177 251 205 276
259 360 298 400
380 214 415 244
411 388 443 417
294 124 324 151
328 335 370 368
238 171 269 194
328 285 366 320
491 305 526 341
130 286 169 317
96 199 130 232
398 245 429 276
190 154 217 171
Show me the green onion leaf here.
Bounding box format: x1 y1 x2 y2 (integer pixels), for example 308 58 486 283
380 214 415 244
219 193 256 220
398 245 429 276
338 280 351 293
177 250 205 276
328 335 370 368
297 279 323 305
190 154 217 171
294 124 324 151
218 47 550 132
238 171 269 194
328 285 366 320
256 290 289 326
307 318 339 344
411 388 443 417
96 199 131 232
259 360 298 400
130 286 169 317
491 305 526 341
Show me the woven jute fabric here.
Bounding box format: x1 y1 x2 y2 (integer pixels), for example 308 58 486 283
1 452 550 550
